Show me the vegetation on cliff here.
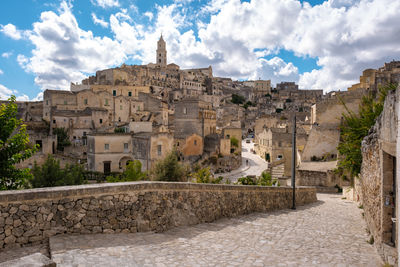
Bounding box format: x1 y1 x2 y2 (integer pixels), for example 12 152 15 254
337 83 397 179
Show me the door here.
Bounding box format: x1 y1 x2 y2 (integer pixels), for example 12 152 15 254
104 162 111 174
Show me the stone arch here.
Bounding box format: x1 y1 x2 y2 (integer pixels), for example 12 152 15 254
119 156 134 171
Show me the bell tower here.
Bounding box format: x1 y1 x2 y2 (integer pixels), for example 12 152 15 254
156 34 167 67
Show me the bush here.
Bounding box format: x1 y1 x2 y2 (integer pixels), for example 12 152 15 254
151 150 187 182
106 160 146 182
230 137 239 148
193 167 222 184
53 127 71 151
231 94 245 105
31 155 86 188
236 176 257 185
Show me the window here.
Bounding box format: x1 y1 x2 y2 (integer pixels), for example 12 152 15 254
194 140 197 146
128 91 132 97
157 145 162 156
183 107 187 114
113 90 116 96
46 100 48 105
99 119 103 124
120 105 123 110
64 100 67 105
124 143 128 151
105 144 109 150
105 99 109 106
84 99 88 105
73 136 76 139
83 132 86 136
137 106 140 111
53 119 56 124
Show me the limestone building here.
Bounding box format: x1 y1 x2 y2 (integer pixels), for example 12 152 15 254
156 35 167 67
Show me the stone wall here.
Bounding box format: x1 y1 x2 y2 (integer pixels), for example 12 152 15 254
360 88 398 265
0 182 317 250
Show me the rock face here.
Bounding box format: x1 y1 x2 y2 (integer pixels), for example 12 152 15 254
0 182 317 249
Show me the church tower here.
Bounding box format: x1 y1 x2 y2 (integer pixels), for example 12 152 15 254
156 34 167 67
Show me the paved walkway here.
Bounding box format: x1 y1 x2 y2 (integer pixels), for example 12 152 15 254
49 194 382 267
220 140 268 182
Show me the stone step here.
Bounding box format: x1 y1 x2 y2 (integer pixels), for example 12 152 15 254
0 253 55 267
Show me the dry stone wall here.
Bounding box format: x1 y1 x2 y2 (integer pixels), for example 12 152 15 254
0 182 316 249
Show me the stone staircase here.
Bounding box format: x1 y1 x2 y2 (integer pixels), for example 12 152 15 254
271 163 285 179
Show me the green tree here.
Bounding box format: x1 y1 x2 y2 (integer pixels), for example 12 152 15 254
151 150 187 182
231 94 245 105
53 127 71 151
337 83 397 178
106 160 146 182
31 155 86 188
0 96 38 190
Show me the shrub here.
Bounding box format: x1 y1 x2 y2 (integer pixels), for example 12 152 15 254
106 160 146 182
230 137 239 148
193 167 223 184
236 176 257 185
231 94 245 105
31 155 86 188
53 127 71 151
151 150 187 182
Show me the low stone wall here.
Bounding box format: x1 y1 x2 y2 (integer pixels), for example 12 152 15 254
0 182 317 249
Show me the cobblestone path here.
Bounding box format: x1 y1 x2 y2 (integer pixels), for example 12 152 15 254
50 194 382 267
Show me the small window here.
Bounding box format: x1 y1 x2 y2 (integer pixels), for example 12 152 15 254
100 119 103 124
183 107 187 114
84 99 88 105
64 100 67 105
194 140 197 146
83 132 87 136
105 99 109 106
137 106 140 111
105 144 109 150
46 100 48 105
157 145 162 156
120 105 123 110
35 140 42 152
73 136 76 139
128 92 132 97
124 143 128 150
113 90 116 96
53 119 56 124
118 117 121 122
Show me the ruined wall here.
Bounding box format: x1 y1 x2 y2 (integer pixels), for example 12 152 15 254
360 88 398 264
0 182 317 250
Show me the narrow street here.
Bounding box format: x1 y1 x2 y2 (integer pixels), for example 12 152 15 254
219 140 269 182
47 194 382 267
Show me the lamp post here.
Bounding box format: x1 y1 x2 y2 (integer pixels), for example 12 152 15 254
291 114 296 210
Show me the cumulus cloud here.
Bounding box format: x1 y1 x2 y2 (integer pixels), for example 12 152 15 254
0 23 23 40
91 13 109 28
19 1 125 90
91 0 119 8
0 84 13 100
1 51 13 58
0 69 3 75
9 0 400 93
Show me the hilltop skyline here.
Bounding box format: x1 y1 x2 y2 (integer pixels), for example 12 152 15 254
0 0 400 100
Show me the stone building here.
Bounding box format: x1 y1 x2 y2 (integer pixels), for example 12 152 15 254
358 87 399 265
348 60 400 92
132 132 174 171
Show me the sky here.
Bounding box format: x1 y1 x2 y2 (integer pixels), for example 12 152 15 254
0 0 399 101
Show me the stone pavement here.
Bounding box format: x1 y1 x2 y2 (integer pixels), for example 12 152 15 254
48 194 382 267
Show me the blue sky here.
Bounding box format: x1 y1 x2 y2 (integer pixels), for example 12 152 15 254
1 0 399 100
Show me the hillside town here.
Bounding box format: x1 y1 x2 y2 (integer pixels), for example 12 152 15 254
2 34 400 266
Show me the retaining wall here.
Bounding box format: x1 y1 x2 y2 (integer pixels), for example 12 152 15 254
0 182 317 249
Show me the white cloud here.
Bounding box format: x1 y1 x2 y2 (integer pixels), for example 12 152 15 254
91 0 119 8
0 69 3 75
0 84 13 100
0 23 23 40
20 1 126 90
12 0 400 94
91 13 109 28
16 95 30 101
1 51 13 58
144 12 154 21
